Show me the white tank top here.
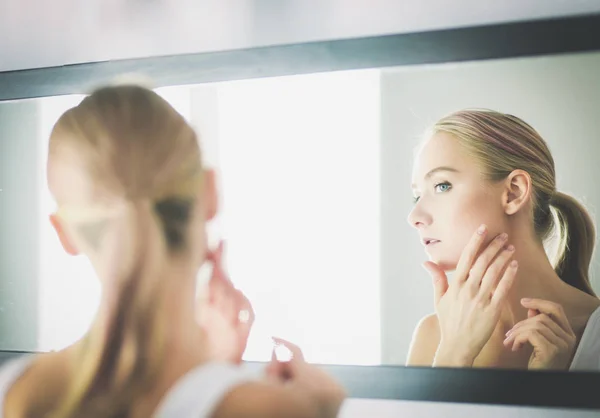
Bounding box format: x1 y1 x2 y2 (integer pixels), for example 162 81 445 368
0 357 259 418
569 306 600 371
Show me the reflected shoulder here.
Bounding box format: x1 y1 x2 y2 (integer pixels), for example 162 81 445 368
418 313 439 329
406 313 440 367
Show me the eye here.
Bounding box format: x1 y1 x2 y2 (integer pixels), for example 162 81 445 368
434 182 452 193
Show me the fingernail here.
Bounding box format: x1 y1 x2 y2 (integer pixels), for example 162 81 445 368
497 233 508 241
506 244 515 251
510 260 518 268
477 224 487 235
521 297 531 303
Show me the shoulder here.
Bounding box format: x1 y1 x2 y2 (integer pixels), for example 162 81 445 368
157 362 319 418
0 355 39 415
0 355 36 390
406 313 440 367
415 313 440 332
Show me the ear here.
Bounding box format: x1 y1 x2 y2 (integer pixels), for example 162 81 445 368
502 169 532 216
202 169 218 221
49 214 80 256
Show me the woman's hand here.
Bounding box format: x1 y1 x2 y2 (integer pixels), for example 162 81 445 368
198 241 255 364
503 298 576 370
424 224 519 367
266 337 346 418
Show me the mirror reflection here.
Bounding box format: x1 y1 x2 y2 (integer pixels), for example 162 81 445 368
1 49 599 372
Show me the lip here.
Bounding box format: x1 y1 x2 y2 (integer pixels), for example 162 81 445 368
421 238 441 247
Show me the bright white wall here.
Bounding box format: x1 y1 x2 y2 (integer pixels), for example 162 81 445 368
37 94 91 351
213 70 381 364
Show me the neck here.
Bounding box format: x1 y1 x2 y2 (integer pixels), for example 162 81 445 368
72 262 207 364
505 239 560 318
154 264 207 358
499 226 596 327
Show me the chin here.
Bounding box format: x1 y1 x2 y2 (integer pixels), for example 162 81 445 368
428 255 458 272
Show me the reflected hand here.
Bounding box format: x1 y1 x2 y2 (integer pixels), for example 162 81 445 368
503 298 576 370
198 241 255 364
424 225 518 367
266 337 346 418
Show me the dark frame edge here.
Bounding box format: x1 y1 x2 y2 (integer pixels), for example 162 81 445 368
242 362 600 411
1 13 600 101
0 351 598 410
2 10 600 412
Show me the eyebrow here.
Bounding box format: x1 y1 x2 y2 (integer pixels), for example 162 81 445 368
411 166 460 189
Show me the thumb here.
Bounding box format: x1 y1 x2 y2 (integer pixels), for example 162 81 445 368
423 261 448 305
265 348 281 380
265 347 292 383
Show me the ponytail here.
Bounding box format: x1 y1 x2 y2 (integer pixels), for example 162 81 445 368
551 191 597 297
53 200 168 418
46 85 203 417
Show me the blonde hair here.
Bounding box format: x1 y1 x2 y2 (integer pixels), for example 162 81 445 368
46 85 204 417
430 109 596 296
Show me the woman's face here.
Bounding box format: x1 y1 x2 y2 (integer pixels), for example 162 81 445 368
408 132 506 271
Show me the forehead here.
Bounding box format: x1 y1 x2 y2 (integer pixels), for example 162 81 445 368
412 132 479 182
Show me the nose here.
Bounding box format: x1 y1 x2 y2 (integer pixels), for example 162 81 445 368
407 201 432 229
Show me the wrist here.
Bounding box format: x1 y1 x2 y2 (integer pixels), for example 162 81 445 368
434 343 475 367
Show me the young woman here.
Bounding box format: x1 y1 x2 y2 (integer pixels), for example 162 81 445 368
406 109 600 371
0 85 345 418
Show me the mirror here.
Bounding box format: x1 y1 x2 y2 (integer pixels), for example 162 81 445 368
1 49 599 371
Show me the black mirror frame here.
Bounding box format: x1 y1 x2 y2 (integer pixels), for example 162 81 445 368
2 12 600 411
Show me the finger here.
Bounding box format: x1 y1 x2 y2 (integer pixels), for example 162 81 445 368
504 321 565 350
511 328 568 354
265 349 290 382
507 314 572 344
207 274 238 323
208 243 231 290
207 259 229 296
510 329 551 352
466 233 509 291
520 299 572 334
210 243 228 279
454 224 488 283
422 261 448 306
272 337 305 362
478 244 515 298
235 290 255 335
207 244 236 303
238 290 255 323
490 259 518 308
528 308 539 319
207 240 224 260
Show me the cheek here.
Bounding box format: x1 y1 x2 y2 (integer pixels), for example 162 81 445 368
453 189 504 233
436 191 504 270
